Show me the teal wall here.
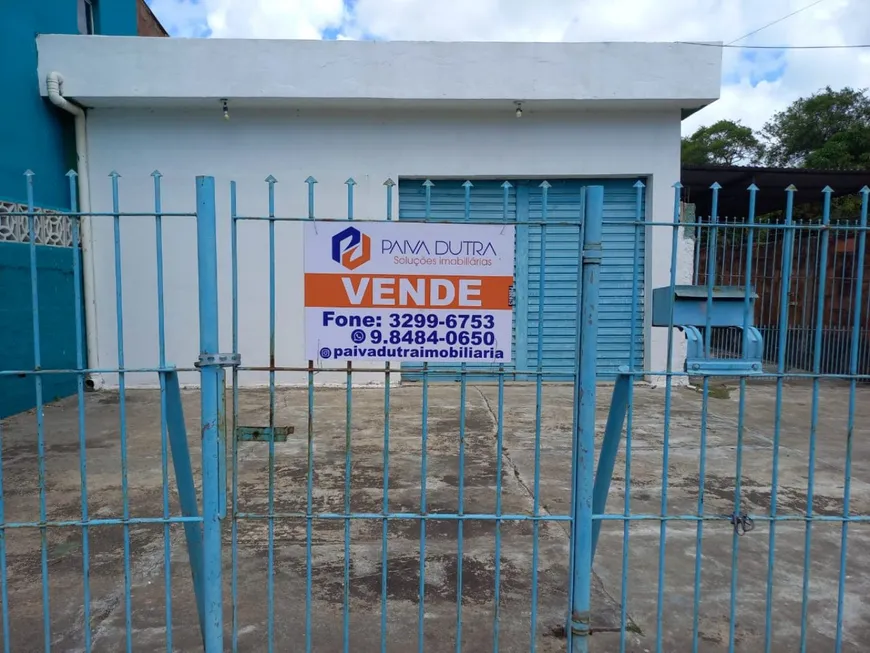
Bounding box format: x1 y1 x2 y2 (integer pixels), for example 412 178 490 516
0 1 139 208
0 243 84 419
0 1 138 417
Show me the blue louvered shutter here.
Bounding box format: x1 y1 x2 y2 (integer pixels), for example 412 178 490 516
597 180 645 374
398 179 517 381
398 177 644 381
526 179 644 377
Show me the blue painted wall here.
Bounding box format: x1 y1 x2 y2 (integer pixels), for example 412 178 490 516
0 243 84 418
0 1 138 417
0 1 139 208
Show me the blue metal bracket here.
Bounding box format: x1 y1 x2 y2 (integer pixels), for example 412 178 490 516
652 285 764 376
163 369 206 645
681 324 764 375
195 352 241 368
235 425 294 442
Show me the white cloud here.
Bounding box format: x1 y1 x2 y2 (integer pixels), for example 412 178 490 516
148 0 870 136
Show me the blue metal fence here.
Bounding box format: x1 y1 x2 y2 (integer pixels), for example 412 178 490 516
0 170 868 652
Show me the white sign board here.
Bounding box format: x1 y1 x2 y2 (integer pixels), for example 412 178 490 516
304 221 515 362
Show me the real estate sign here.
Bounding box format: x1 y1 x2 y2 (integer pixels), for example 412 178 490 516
303 221 515 362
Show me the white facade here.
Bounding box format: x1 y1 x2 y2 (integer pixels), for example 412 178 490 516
36 36 721 387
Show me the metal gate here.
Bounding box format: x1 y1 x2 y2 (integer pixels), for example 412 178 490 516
1 171 868 652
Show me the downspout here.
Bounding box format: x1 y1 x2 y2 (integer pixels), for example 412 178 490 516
46 72 103 389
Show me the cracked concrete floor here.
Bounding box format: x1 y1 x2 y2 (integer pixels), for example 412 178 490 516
0 381 869 652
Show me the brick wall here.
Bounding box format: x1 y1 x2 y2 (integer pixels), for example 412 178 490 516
137 0 168 37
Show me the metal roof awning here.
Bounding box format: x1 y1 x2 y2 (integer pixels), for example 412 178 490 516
681 165 870 219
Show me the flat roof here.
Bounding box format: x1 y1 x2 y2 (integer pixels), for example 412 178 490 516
37 36 722 110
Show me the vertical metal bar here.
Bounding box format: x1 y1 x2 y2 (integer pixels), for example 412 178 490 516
728 185 757 653
454 181 470 653
217 368 227 520
25 172 51 653
842 221 854 374
343 358 352 653
758 220 773 357
381 178 393 653
108 171 133 653
418 182 434 652
728 215 736 283
305 353 315 653
767 223 782 363
693 219 702 285
656 183 683 653
265 175 277 653
828 221 841 372
67 170 92 653
835 187 868 651
230 181 240 653
567 187 587 644
0 143 8 645
151 170 172 653
0 170 9 649
810 223 823 372
303 178 317 653
569 185 604 652
493 364 505 650
839 223 855 376
795 223 807 370
418 362 429 652
619 180 644 653
530 180 549 653
195 175 224 652
764 185 796 653
692 182 721 653
343 178 356 653
306 176 317 220
304 177 317 653
800 187 833 653
691 367 710 653
492 184 511 648
381 360 391 653
346 177 357 221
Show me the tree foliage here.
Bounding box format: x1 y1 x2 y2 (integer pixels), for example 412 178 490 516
681 119 759 166
683 86 870 170
759 86 870 168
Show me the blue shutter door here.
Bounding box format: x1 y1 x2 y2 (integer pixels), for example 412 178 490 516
597 179 646 375
525 181 585 379
398 179 517 381
526 179 645 378
398 178 645 381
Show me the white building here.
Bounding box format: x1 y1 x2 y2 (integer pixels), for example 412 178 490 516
36 36 721 387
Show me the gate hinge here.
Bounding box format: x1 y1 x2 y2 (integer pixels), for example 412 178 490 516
195 353 241 368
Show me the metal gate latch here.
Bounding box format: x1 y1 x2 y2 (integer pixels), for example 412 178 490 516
730 512 755 536
195 353 241 368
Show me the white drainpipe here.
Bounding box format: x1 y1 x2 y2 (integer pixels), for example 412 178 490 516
45 72 103 389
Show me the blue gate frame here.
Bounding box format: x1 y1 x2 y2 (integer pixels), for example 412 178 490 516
1 169 868 652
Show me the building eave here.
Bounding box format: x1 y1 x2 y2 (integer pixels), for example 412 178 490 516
37 35 722 111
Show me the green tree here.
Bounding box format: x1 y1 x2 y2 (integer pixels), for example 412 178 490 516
759 86 870 168
681 119 760 166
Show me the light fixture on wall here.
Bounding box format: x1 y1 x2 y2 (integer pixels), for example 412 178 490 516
514 101 523 118
221 98 230 121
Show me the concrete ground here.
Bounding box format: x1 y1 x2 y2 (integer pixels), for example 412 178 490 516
0 380 869 652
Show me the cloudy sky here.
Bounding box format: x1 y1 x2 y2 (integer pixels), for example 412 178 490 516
146 0 870 136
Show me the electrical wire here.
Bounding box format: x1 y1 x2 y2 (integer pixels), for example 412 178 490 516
727 0 829 45
677 42 870 49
